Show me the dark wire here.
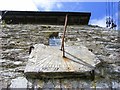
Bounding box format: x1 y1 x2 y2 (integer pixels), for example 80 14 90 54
106 0 108 17
108 0 110 18
111 1 114 19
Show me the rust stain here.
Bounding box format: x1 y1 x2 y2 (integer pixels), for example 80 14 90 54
63 57 75 71
63 57 70 62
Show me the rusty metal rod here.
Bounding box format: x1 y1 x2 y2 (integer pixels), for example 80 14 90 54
61 14 68 57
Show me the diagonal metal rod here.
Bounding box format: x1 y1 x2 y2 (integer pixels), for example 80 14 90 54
61 14 68 57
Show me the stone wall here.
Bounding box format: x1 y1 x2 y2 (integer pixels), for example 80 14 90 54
0 24 120 89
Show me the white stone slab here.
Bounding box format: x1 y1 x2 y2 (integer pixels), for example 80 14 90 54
25 44 100 74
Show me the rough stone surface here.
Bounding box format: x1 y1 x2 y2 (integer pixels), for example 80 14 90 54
9 77 29 88
0 24 120 89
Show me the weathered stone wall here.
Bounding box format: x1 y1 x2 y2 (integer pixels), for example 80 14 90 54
0 24 120 89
